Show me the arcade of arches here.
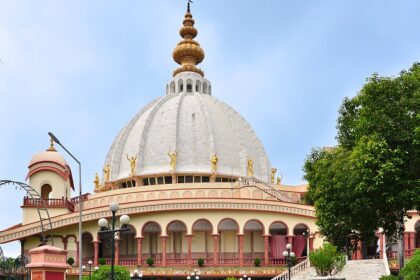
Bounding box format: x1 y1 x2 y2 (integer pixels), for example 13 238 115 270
80 219 313 267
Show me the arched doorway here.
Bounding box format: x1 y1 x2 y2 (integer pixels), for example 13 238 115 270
293 224 309 258
218 218 239 264
142 222 162 264
167 221 187 263
269 221 288 261
192 219 213 261
81 232 94 264
244 220 264 264
41 184 52 200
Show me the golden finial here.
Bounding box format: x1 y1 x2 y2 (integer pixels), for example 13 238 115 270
46 138 57 152
93 173 100 189
271 168 277 184
172 0 205 77
210 153 218 172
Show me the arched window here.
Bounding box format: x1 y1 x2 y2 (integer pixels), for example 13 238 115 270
41 184 52 200
178 80 184 93
186 79 193 93
208 85 212 95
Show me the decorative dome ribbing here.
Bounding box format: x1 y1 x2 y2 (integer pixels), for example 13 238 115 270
172 2 205 77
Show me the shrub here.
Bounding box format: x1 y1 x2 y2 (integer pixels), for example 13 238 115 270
146 257 154 267
400 249 420 280
197 258 205 267
254 257 261 267
98 257 106 266
225 277 237 280
91 265 129 280
66 257 75 266
379 275 399 280
291 256 298 266
309 243 346 276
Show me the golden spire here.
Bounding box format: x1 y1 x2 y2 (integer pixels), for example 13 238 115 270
172 1 205 77
46 138 57 152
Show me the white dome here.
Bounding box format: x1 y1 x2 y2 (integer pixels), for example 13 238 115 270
104 72 271 182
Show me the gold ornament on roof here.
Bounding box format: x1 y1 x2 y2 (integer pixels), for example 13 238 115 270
271 168 277 184
210 153 218 172
126 154 137 175
103 164 111 182
277 174 283 185
247 159 254 177
172 1 205 77
46 138 57 152
94 173 100 189
168 151 178 171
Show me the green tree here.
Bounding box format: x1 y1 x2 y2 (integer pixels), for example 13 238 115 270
304 63 420 253
399 249 420 280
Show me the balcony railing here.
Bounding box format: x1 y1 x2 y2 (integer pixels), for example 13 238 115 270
23 197 74 212
70 193 89 204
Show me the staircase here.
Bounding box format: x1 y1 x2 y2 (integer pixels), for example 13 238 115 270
238 177 300 203
272 259 388 280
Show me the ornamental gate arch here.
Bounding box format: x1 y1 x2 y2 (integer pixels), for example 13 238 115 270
0 180 54 245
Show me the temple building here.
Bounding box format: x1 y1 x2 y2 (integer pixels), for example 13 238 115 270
0 3 419 279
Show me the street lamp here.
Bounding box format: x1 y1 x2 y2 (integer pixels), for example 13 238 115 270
130 269 143 280
48 132 83 280
98 202 130 280
82 260 93 280
187 269 200 280
283 243 295 280
239 274 251 280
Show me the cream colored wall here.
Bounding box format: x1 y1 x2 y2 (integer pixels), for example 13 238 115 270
220 231 237 253
22 207 69 224
405 212 420 232
29 171 72 199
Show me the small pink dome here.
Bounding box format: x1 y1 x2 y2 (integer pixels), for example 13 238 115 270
28 150 67 168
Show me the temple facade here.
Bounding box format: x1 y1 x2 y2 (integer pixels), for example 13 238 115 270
0 3 419 279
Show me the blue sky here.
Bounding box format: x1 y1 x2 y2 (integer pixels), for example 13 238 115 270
0 0 419 256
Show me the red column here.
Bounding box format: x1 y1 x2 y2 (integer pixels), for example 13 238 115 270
161 236 167 266
76 241 80 265
263 235 269 265
93 241 99 266
409 232 415 251
186 235 193 265
136 237 143 266
115 238 120 265
212 234 219 265
62 237 68 251
238 234 244 266
356 240 362 260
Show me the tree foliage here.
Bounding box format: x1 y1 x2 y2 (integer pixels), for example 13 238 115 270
89 265 130 280
304 63 420 249
400 249 420 280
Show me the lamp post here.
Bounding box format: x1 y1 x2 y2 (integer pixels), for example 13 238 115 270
98 202 130 280
283 243 295 280
239 274 251 280
187 269 200 280
82 260 93 280
130 269 143 280
48 132 83 280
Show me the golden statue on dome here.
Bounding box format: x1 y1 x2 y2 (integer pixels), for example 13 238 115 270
93 173 100 189
168 151 178 171
247 159 254 177
277 174 283 185
210 153 218 172
126 154 137 175
103 164 111 182
271 167 277 184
